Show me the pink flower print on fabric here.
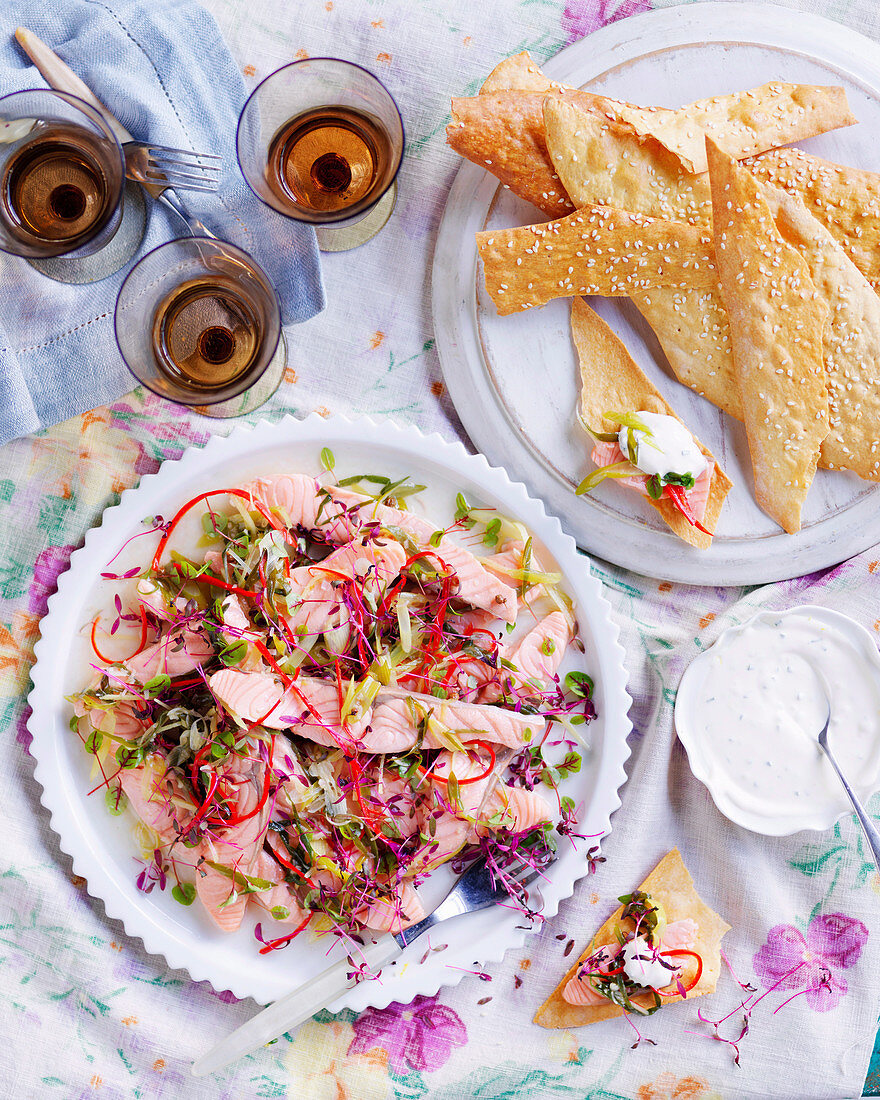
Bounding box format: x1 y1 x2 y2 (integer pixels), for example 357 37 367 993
753 913 868 1012
561 0 651 45
349 992 467 1073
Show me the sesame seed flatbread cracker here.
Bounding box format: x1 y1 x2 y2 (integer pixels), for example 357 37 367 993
630 286 742 420
762 182 880 480
542 96 713 227
614 82 855 175
448 91 576 217
745 147 880 293
707 137 829 533
448 52 855 215
572 298 731 549
534 849 730 1029
477 206 716 316
633 188 880 482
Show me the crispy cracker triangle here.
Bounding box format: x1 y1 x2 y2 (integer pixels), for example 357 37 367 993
707 137 828 533
534 849 730 1029
745 146 880 293
479 52 555 94
572 298 731 549
477 206 716 316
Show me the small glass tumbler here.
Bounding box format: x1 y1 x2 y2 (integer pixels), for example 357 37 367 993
114 237 286 418
236 58 405 251
0 88 145 282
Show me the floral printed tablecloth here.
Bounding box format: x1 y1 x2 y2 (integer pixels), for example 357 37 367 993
5 0 880 1097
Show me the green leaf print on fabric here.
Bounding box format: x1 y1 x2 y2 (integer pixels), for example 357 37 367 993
38 491 78 540
427 1059 602 1100
790 844 850 878
0 479 14 502
0 557 32 601
390 1067 431 1099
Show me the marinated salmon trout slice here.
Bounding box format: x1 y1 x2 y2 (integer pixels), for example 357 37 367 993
372 692 541 749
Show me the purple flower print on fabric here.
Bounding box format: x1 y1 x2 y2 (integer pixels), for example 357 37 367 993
561 0 652 45
349 992 467 1073
16 707 32 753
753 913 868 1012
29 544 75 618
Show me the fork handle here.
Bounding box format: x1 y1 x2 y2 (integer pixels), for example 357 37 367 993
14 26 166 200
190 935 401 1078
820 744 880 875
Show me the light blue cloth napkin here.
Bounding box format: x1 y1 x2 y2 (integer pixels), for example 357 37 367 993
0 0 325 447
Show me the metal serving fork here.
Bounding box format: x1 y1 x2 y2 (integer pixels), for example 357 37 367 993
122 141 221 193
191 855 553 1078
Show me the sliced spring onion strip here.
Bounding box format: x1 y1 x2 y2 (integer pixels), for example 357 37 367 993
576 461 641 496
604 410 651 434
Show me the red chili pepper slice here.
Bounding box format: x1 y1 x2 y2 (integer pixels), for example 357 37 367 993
258 914 311 954
90 604 149 665
215 740 275 827
654 948 704 995
267 835 315 888
662 484 713 536
151 488 291 573
188 771 220 829
171 563 261 601
418 739 496 785
579 964 627 979
349 756 383 830
463 624 498 652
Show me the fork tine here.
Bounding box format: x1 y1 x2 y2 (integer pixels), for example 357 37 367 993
145 145 222 161
148 157 222 173
145 178 220 193
145 167 221 184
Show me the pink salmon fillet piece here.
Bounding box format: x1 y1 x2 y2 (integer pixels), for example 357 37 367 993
235 475 517 621
483 785 554 832
563 919 698 1006
371 691 541 750
195 752 271 932
119 753 194 847
293 537 406 586
210 670 539 752
590 443 713 524
506 611 571 690
410 750 547 870
251 850 309 925
359 882 426 933
327 487 518 623
123 628 214 684
75 696 146 741
208 669 371 747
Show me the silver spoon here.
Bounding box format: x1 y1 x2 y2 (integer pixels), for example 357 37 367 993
814 703 880 875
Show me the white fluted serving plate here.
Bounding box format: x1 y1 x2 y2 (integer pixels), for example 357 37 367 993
27 414 632 1007
433 2 880 585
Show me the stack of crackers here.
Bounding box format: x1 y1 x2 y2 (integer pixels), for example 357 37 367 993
448 53 880 535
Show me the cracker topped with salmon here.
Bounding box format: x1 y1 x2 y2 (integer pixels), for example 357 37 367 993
535 849 730 1029
571 298 732 549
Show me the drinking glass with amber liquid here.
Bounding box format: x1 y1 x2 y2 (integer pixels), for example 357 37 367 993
115 237 285 418
0 89 144 282
236 59 404 251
